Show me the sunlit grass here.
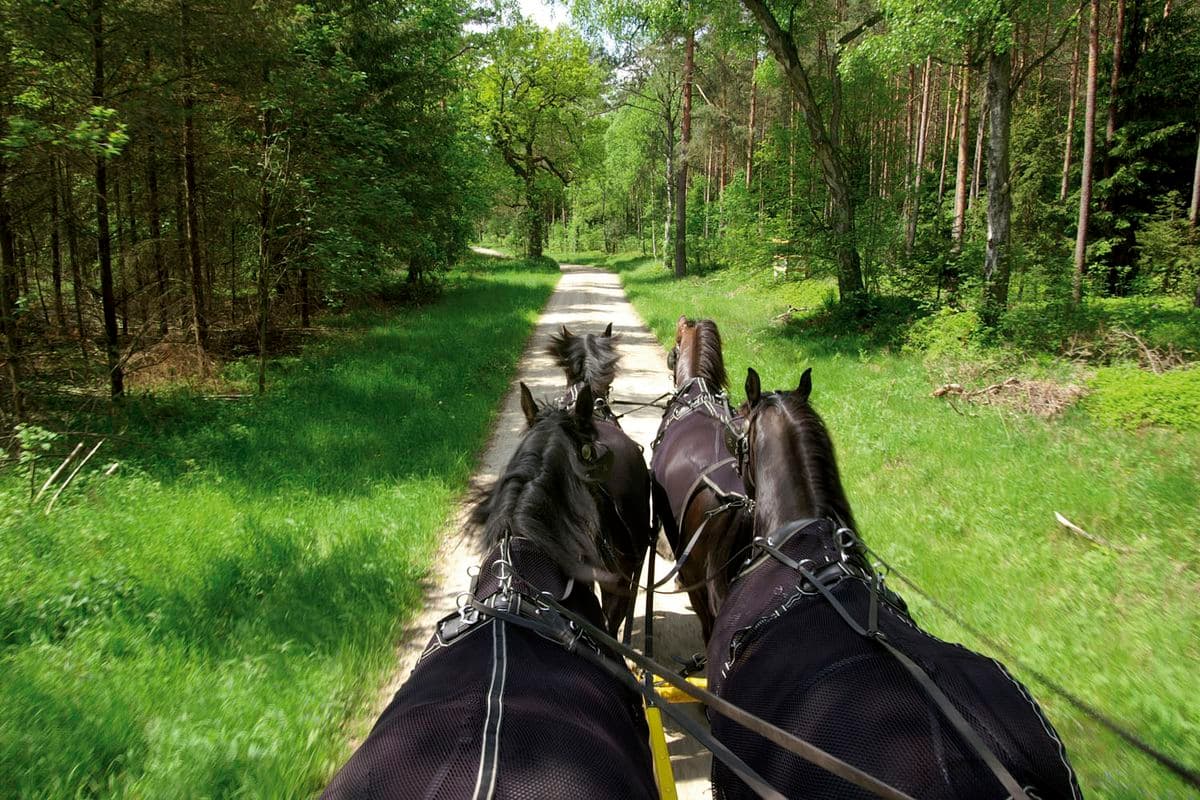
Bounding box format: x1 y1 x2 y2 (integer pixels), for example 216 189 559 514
598 253 1200 800
0 256 558 798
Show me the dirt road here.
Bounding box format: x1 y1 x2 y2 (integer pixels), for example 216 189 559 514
366 261 711 797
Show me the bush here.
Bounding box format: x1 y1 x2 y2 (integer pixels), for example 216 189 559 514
1083 365 1200 430
904 308 985 359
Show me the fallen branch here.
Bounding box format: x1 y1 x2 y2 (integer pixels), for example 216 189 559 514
46 439 104 514
1054 512 1132 554
34 442 84 504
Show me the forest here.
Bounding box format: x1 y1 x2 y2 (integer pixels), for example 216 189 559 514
2 0 1198 796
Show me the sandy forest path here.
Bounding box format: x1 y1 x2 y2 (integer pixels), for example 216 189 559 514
360 258 712 797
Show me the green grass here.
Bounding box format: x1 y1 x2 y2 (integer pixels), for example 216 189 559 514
0 255 558 798
584 252 1200 800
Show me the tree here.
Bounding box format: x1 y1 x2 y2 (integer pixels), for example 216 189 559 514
474 20 603 258
1073 0 1100 305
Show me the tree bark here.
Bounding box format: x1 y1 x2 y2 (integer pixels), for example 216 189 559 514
0 152 23 419
742 0 865 298
61 161 87 352
981 46 1013 325
50 156 67 334
1190 128 1200 228
181 0 207 353
1074 0 1101 305
906 56 933 256
146 144 168 335
938 66 957 204
92 0 123 398
746 48 757 189
952 65 972 254
257 70 273 395
675 29 693 278
1105 0 1126 148
1060 20 1083 200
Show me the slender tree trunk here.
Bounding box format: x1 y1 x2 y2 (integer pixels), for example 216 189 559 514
675 29 694 278
971 96 986 203
746 49 758 189
743 0 864 297
906 56 933 256
981 46 1013 325
92 0 123 398
1074 0 1102 305
61 161 87 352
1190 128 1200 227
938 66 957 204
123 159 140 328
256 71 273 395
50 157 67 334
181 0 207 353
146 145 168 335
0 155 23 419
952 65 972 253
300 268 310 327
173 148 187 328
1105 0 1126 149
1060 21 1083 200
114 168 128 335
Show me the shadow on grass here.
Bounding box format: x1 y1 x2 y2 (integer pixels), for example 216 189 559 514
775 294 929 357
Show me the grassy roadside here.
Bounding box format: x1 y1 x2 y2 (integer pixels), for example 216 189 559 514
567 252 1200 799
0 255 558 798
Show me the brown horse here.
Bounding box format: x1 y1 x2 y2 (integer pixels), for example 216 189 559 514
548 324 652 639
649 316 752 642
706 367 1081 800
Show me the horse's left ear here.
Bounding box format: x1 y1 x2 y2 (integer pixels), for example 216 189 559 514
603 322 612 337
520 382 538 427
574 384 595 426
745 367 762 408
561 324 572 338
797 367 813 402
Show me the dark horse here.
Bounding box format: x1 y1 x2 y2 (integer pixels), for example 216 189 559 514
650 316 751 641
706 367 1082 800
322 383 657 800
548 323 653 638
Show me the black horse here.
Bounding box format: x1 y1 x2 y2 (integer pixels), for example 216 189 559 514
705 367 1082 800
650 316 752 642
322 383 657 800
548 323 653 639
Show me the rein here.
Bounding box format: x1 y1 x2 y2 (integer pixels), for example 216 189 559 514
469 550 919 800
742 518 1032 800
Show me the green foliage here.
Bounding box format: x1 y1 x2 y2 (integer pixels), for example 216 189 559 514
1085 365 1200 430
1000 296 1200 355
1134 192 1200 297
0 257 556 797
904 307 985 358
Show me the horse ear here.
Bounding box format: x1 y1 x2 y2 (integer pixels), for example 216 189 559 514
603 322 612 337
797 367 812 402
675 315 688 337
574 384 595 426
519 382 538 427
561 324 572 338
745 368 762 408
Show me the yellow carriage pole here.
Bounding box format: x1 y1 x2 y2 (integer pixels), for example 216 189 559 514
645 700 678 800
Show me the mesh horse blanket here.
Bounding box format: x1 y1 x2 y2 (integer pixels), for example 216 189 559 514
322 541 657 800
707 519 1082 800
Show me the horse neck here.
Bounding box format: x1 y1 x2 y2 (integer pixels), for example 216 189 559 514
751 417 854 536
676 335 724 390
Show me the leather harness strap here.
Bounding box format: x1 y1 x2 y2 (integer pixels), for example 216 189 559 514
652 456 747 589
756 524 1032 800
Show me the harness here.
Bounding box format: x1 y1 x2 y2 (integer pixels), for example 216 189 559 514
722 517 1034 800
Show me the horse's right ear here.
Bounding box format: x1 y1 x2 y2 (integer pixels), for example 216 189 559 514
574 384 595 427
797 367 813 402
519 383 538 427
745 368 762 408
560 324 572 338
603 322 612 337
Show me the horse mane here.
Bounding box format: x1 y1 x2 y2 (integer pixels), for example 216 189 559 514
749 391 856 532
469 404 606 579
547 328 621 396
682 319 729 389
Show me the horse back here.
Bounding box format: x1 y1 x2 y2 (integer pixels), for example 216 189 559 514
708 579 1081 800
323 617 657 800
